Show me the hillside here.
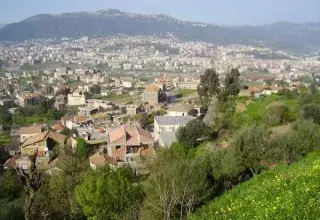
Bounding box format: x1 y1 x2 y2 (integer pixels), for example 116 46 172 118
190 151 320 220
0 9 320 53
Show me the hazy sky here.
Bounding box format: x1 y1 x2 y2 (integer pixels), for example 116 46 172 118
1 0 320 25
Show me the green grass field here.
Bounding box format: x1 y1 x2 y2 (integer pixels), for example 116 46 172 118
233 94 298 128
191 151 320 220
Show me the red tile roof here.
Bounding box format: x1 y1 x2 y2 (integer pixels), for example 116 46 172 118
108 124 153 146
144 84 160 93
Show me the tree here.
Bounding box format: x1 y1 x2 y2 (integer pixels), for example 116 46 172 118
75 166 143 220
264 104 293 126
301 103 320 124
139 113 150 128
225 68 240 96
76 138 88 158
30 146 89 220
197 69 220 108
0 170 22 199
272 120 320 164
219 68 240 101
176 119 212 148
141 149 210 220
16 155 43 220
227 125 272 176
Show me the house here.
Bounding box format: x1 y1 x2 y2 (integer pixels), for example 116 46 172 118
167 103 192 116
238 89 252 98
19 125 45 143
122 81 132 88
61 115 91 130
107 124 154 163
51 124 64 133
89 152 118 169
5 155 32 170
158 132 177 147
86 99 114 109
78 106 98 117
143 84 162 105
18 93 42 107
154 116 194 140
67 89 87 106
126 105 138 116
20 131 67 158
155 75 173 89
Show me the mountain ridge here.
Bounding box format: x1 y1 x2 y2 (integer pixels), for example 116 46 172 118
0 9 320 53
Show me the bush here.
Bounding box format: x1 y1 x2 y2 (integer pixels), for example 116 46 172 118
264 104 293 126
301 103 320 124
176 119 212 148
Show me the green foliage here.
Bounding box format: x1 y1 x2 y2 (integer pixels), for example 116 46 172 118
141 149 210 220
75 165 143 220
60 127 79 137
197 69 220 108
301 103 320 124
0 134 11 146
175 89 197 98
233 94 298 129
30 149 90 220
190 152 320 220
221 68 241 101
0 198 24 220
227 125 272 176
76 138 88 158
176 119 212 148
272 120 320 164
0 170 23 199
264 104 294 126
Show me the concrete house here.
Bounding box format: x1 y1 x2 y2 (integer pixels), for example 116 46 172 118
68 89 87 106
20 131 67 158
167 103 193 116
19 125 45 143
107 124 154 163
154 116 194 140
143 84 162 105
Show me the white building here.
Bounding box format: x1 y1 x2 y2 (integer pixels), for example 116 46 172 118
154 116 194 140
122 81 132 88
68 89 87 106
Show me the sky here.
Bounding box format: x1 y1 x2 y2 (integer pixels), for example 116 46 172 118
1 0 320 25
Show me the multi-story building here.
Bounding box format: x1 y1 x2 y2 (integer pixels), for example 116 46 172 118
67 89 87 106
107 124 154 163
143 84 162 105
154 116 194 140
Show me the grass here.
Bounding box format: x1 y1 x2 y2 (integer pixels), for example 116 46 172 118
175 89 197 100
240 95 297 119
0 134 11 146
233 94 299 128
12 115 51 126
190 151 320 220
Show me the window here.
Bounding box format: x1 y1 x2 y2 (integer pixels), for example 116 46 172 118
115 145 121 150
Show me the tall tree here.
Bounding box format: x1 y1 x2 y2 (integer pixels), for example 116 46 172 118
16 155 43 220
197 69 220 108
141 149 210 220
220 68 240 101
